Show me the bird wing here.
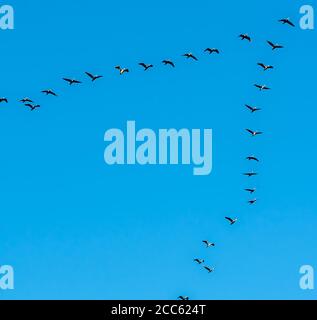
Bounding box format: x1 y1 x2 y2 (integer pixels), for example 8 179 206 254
139 63 146 68
85 72 94 79
287 20 295 27
267 41 275 47
246 129 254 134
225 217 233 223
257 63 265 68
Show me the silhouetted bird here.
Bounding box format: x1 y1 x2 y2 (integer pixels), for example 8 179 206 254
182 53 198 61
85 72 103 82
246 129 263 137
245 104 261 113
204 266 215 273
225 217 238 225
194 259 205 264
254 84 270 91
248 199 257 205
246 156 259 162
115 66 129 75
0 97 8 103
245 188 256 194
239 34 251 42
202 240 215 248
244 172 258 177
139 63 153 71
162 60 175 67
25 103 40 111
20 97 33 103
204 48 220 54
257 63 274 71
178 296 189 301
42 89 57 96
279 18 295 27
267 40 284 50
63 78 82 85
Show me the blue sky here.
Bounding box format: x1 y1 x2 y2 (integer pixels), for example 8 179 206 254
0 0 316 300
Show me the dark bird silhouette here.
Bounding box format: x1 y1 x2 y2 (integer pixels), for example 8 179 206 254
202 240 215 248
182 53 198 61
244 172 258 177
20 97 33 103
246 156 259 162
115 66 129 75
225 217 238 225
279 18 295 27
254 84 270 91
63 78 82 85
139 63 153 71
42 89 58 96
248 199 257 205
204 266 215 273
257 63 274 71
245 188 256 194
194 259 205 264
246 129 263 137
178 296 189 301
239 34 251 42
267 40 284 50
85 72 103 82
0 97 8 103
204 48 220 54
25 103 40 111
162 60 175 67
245 104 261 113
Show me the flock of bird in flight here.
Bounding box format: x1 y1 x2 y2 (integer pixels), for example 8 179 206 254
0 18 294 113
0 14 295 301
178 17 295 302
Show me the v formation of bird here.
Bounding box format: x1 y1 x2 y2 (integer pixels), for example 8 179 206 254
0 16 295 300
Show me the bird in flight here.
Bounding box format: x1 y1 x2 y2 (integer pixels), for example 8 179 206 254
85 72 103 82
139 63 153 71
279 18 295 27
246 129 263 137
225 217 238 225
243 172 258 177
239 34 251 42
178 296 189 301
115 66 129 75
257 63 274 71
63 78 82 85
246 156 259 162
248 199 257 205
267 40 284 50
20 97 33 103
204 48 220 54
245 104 261 113
0 97 8 103
194 258 205 264
204 266 215 273
42 89 58 96
162 60 175 67
202 240 215 248
245 188 256 194
182 53 198 61
254 84 270 91
25 103 40 111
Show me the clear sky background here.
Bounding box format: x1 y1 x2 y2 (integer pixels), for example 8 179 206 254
0 0 316 300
